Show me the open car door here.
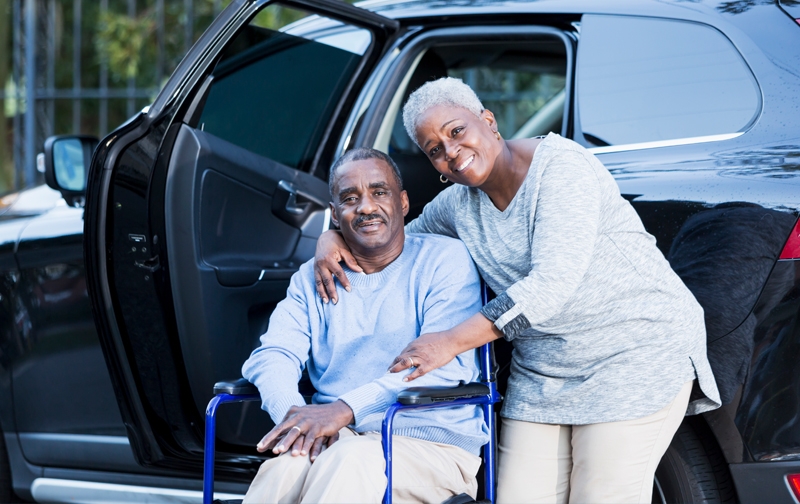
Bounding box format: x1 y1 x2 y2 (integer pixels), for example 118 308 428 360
84 0 398 478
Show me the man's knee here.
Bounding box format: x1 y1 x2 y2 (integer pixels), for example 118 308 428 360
300 435 387 503
265 451 313 472
313 433 384 470
252 452 313 487
243 452 313 504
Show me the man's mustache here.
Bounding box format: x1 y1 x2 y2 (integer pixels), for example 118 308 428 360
352 214 386 230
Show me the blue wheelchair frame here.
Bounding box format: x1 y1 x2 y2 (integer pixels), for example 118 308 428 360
203 287 500 504
382 340 500 504
204 382 260 504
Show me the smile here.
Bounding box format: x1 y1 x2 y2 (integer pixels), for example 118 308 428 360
455 155 474 173
355 218 385 230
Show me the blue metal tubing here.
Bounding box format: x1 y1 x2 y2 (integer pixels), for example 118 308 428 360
381 382 501 504
203 393 260 504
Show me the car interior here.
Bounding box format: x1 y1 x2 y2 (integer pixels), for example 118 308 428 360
374 40 568 221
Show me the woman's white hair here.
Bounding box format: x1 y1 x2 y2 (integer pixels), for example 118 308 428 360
402 77 484 148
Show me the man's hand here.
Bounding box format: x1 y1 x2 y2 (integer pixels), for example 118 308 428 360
257 400 355 462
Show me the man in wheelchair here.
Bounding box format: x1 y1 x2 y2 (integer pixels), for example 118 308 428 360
241 148 489 503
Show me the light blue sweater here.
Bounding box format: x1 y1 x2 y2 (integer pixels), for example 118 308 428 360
242 233 489 455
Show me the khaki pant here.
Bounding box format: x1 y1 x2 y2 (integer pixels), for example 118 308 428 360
243 428 480 504
497 380 693 504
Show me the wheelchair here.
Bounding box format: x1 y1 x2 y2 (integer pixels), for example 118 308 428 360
203 286 501 504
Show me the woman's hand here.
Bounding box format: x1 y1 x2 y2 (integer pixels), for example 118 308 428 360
314 230 362 304
389 313 504 381
388 330 460 381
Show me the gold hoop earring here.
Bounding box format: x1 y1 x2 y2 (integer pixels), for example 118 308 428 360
495 131 502 140
439 174 449 184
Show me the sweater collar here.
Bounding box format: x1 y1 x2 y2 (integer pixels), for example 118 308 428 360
342 236 410 288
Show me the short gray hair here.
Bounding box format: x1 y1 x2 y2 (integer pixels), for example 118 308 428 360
328 147 403 196
402 77 484 148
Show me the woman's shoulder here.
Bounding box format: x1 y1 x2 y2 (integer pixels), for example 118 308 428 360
532 133 605 178
537 132 593 159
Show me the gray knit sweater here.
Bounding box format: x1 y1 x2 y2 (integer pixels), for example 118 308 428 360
406 133 721 424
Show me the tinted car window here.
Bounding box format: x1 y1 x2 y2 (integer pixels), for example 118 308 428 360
448 43 566 139
578 15 760 147
198 7 371 170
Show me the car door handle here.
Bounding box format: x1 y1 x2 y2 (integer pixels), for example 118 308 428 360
278 180 326 215
272 180 328 230
277 180 306 215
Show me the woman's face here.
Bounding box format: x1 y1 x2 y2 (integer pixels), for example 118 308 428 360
414 105 502 188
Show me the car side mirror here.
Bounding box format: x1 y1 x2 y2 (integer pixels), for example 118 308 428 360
42 135 98 207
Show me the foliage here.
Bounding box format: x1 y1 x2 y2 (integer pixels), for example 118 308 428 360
1 0 363 191
95 11 155 83
251 5 308 31
93 1 314 85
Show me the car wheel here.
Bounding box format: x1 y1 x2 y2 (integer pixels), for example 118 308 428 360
652 417 737 504
0 428 15 502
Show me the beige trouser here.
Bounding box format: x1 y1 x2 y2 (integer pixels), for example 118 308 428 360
243 428 481 504
497 380 693 504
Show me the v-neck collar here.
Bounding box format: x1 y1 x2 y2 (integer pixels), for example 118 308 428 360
478 134 551 219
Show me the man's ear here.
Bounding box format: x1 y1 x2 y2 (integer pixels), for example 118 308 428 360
400 190 409 217
481 108 498 133
329 202 340 229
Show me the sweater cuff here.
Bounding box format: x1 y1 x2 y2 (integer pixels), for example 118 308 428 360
481 292 531 341
264 391 307 425
338 383 390 426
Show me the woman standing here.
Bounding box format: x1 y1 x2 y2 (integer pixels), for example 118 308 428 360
314 77 720 503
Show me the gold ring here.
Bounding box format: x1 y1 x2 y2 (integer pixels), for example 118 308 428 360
291 426 302 433
408 357 415 368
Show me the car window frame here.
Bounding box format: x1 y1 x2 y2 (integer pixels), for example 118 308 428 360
572 14 763 155
342 25 577 158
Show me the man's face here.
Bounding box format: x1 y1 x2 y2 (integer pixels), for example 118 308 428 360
330 158 409 256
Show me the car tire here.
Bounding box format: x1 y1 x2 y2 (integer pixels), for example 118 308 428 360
653 417 737 504
0 428 15 502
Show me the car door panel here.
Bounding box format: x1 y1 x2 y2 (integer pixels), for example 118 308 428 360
165 125 328 449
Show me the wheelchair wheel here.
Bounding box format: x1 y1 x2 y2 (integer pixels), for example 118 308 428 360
652 417 736 504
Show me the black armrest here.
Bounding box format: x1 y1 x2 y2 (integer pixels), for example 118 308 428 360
397 382 489 405
213 265 296 287
213 378 258 396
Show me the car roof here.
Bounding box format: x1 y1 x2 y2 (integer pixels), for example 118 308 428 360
285 0 746 47
354 0 730 21
285 0 736 41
